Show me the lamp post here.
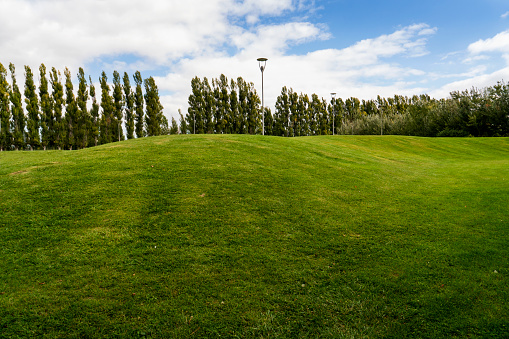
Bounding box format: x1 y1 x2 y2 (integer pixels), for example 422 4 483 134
257 58 268 135
331 92 336 136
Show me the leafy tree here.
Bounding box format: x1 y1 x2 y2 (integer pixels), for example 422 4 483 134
50 67 65 150
64 67 77 150
112 70 124 142
9 63 24 150
133 71 144 138
229 79 239 134
170 116 179 134
99 71 114 144
0 63 11 151
297 93 310 136
144 76 164 136
236 77 249 134
24 66 40 150
89 76 100 146
288 89 299 137
39 64 52 150
274 86 291 136
263 107 274 136
76 67 89 148
123 72 135 139
488 81 509 136
246 80 261 134
344 97 361 134
214 74 229 134
187 76 204 134
160 115 170 135
179 109 187 134
203 77 215 134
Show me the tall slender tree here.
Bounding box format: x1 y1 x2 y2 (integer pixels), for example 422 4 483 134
202 77 215 133
50 67 64 150
39 64 52 150
76 68 89 148
0 63 11 151
179 109 187 134
24 66 40 150
133 71 144 138
64 68 77 150
112 70 124 141
170 116 179 134
144 76 164 136
99 71 114 144
274 86 291 136
89 76 100 146
187 76 204 134
123 72 135 139
9 63 24 150
229 79 239 134
246 81 261 134
214 75 229 134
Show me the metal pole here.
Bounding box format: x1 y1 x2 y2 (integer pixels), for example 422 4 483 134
261 69 264 136
257 58 268 136
331 93 336 136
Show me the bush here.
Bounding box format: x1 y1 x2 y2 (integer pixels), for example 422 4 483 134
436 128 469 137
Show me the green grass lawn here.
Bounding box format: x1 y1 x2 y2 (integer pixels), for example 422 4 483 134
1 135 508 338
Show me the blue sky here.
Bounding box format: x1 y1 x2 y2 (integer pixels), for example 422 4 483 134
1 0 509 120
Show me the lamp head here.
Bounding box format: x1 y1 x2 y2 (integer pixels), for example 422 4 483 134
257 57 268 72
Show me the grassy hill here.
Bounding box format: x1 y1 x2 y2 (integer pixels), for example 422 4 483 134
1 135 508 338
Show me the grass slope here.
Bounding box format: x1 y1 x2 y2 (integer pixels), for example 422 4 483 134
1 135 508 338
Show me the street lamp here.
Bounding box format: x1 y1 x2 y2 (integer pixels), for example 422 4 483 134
257 58 268 135
331 92 336 136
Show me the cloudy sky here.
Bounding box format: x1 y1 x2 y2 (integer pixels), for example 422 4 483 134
1 0 509 120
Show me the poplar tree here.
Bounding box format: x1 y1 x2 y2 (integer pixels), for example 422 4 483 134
39 64 52 150
144 76 164 136
229 79 239 134
309 94 320 135
133 71 144 138
263 107 274 136
170 116 179 134
274 86 290 137
187 76 204 134
76 68 89 148
123 72 135 139
99 71 113 144
246 81 261 134
89 76 100 146
24 66 40 150
112 70 124 141
236 77 249 134
179 109 187 134
202 77 214 133
50 67 64 150
0 63 11 151
64 68 77 150
9 63 24 150
213 75 229 134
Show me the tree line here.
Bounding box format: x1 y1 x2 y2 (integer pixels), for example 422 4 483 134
2 64 507 152
184 74 509 137
0 63 166 151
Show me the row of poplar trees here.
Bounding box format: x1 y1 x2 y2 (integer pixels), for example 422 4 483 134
0 63 165 151
184 74 509 137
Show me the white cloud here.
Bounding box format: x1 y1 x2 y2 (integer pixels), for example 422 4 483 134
6 0 503 124
502 11 509 19
158 23 438 118
468 30 509 55
429 66 509 98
